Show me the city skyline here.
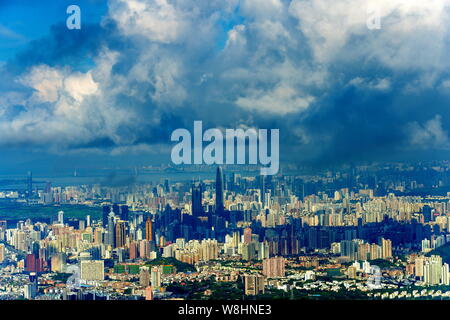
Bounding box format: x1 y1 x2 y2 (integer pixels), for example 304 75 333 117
0 1 450 173
2 0 450 306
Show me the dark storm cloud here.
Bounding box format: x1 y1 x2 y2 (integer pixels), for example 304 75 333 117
1 0 450 168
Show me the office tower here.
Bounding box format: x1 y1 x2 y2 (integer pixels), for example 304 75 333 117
243 227 252 244
112 204 120 216
145 217 153 242
107 211 116 247
263 257 286 278
57 211 64 225
244 274 265 295
258 175 265 204
423 205 432 223
115 221 126 248
120 205 129 221
191 183 203 217
0 244 5 263
151 266 161 289
139 266 150 287
102 205 111 227
215 167 224 214
80 260 104 281
86 215 91 227
27 171 32 198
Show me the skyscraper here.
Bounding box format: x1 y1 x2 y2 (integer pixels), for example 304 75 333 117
151 266 161 289
192 183 203 217
120 205 129 221
243 227 252 244
107 211 116 247
244 274 265 295
215 167 224 214
102 205 110 227
27 171 33 198
115 221 126 248
145 217 153 242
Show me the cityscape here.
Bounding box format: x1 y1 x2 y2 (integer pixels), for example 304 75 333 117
1 0 450 311
1 162 450 300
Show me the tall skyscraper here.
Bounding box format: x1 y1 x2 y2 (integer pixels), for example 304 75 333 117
192 183 203 217
102 205 110 227
27 171 33 198
120 205 129 221
115 221 126 248
423 205 432 223
145 217 153 242
107 211 116 247
215 167 224 214
112 204 120 216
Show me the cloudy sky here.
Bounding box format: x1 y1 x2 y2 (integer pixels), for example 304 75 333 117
1 0 450 174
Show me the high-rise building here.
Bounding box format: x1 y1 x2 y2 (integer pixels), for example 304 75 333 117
120 205 129 221
145 217 153 242
263 257 285 278
57 211 64 225
102 205 110 227
27 171 32 198
151 266 161 289
244 274 265 295
107 211 116 247
192 183 203 217
112 204 120 216
381 238 392 259
243 227 252 244
0 244 5 263
115 221 126 248
140 266 150 287
24 272 38 299
215 167 224 214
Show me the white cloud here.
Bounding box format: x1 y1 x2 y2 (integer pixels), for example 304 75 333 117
407 115 450 149
236 85 314 115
